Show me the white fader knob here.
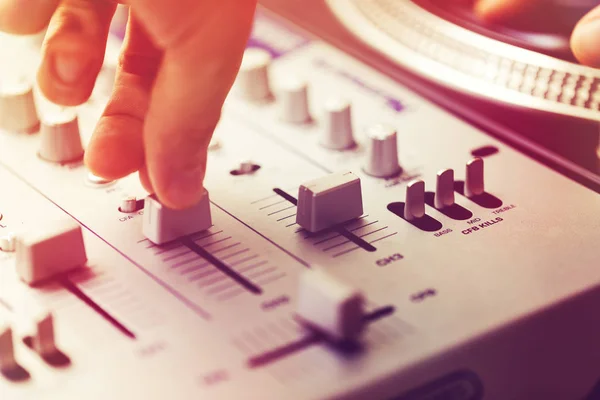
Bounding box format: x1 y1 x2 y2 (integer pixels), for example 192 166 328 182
296 268 365 342
38 108 84 163
143 190 212 245
297 171 363 233
236 48 272 102
0 79 39 133
363 124 401 178
435 169 455 209
278 77 311 124
404 180 426 221
321 98 355 150
15 217 87 285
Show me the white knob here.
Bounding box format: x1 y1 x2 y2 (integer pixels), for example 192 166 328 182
278 77 311 124
38 108 84 163
0 232 16 252
237 48 272 102
321 98 355 150
363 124 401 178
0 79 39 133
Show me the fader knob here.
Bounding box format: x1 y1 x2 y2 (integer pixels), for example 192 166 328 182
296 268 366 342
143 190 212 245
38 108 84 163
278 77 311 124
0 80 39 133
363 124 401 178
321 98 355 150
237 48 272 102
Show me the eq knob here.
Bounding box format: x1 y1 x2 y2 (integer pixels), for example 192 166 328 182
363 124 401 178
321 98 355 150
0 79 39 133
38 108 84 163
278 77 311 124
237 48 272 102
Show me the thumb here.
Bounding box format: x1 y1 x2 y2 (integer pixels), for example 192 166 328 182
571 6 600 67
128 0 257 209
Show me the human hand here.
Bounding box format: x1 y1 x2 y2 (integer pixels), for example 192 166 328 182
0 0 257 209
451 0 600 67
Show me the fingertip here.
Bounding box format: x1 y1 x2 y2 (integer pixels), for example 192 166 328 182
572 11 600 67
152 160 207 210
37 36 104 106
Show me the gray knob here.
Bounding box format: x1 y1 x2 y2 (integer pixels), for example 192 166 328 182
363 124 401 178
278 77 311 124
321 98 355 150
0 79 39 133
39 108 84 163
236 48 272 102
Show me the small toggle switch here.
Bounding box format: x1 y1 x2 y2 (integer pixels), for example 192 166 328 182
404 180 426 221
296 268 366 342
0 323 17 373
120 196 138 213
434 169 455 209
296 171 363 233
465 158 485 198
32 311 58 358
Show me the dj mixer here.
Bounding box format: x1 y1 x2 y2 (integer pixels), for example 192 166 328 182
1 3 600 400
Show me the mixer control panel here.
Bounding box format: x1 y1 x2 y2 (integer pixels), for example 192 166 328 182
1 8 600 400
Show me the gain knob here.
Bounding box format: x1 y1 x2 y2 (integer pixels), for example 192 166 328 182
363 124 401 178
38 107 84 163
0 79 39 133
236 48 272 102
278 77 311 124
321 98 355 150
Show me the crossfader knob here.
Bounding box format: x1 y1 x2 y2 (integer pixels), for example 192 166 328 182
38 108 84 163
0 79 39 133
363 124 401 178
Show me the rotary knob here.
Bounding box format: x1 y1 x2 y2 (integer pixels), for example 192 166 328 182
278 77 311 124
0 79 39 133
321 98 355 150
363 124 401 178
38 107 84 163
236 48 272 102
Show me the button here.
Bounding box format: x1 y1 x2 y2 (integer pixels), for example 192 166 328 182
85 172 115 187
236 48 272 102
15 217 87 285
296 268 365 342
434 169 455 209
0 79 39 133
404 180 425 221
38 107 84 163
278 77 311 124
120 196 138 213
0 323 17 373
32 311 58 358
321 98 355 150
142 191 213 245
465 158 485 198
363 124 401 178
296 171 363 233
0 232 16 252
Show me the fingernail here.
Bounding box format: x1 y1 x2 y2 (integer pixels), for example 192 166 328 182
53 53 88 84
164 166 205 209
573 19 600 66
